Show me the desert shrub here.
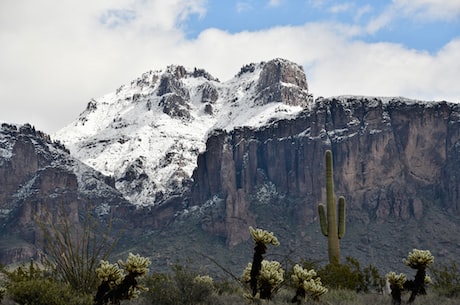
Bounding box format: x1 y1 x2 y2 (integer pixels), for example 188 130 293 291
315 257 384 292
7 278 92 305
142 264 220 305
430 260 460 297
38 206 119 294
0 286 6 302
2 261 91 305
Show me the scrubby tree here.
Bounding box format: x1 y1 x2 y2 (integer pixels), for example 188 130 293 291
142 264 219 305
38 206 119 294
430 260 460 297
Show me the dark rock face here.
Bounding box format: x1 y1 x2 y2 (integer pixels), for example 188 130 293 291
189 97 460 246
0 123 131 265
198 82 219 104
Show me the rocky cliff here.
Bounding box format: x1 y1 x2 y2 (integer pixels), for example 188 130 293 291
3 59 460 272
54 58 312 207
0 123 131 264
188 96 460 252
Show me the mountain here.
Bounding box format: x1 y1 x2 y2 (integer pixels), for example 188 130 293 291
0 123 131 263
2 58 460 275
185 95 460 268
54 58 312 206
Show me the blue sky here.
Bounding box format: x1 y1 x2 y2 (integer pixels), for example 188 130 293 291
1 0 459 133
184 0 458 52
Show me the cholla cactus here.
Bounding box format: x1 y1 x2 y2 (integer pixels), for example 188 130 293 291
94 253 151 305
386 272 407 289
194 275 214 286
291 264 328 303
291 264 317 285
243 260 284 299
304 278 328 301
403 249 434 269
258 260 284 287
242 263 253 283
0 286 6 301
248 227 280 297
424 275 432 285
388 249 435 304
249 226 280 246
96 260 123 286
386 272 407 305
118 252 151 276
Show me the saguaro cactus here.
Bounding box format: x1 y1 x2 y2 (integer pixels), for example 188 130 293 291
317 150 346 264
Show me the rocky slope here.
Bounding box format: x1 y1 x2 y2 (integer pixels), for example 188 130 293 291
187 96 460 256
0 123 131 264
3 58 460 274
54 58 312 206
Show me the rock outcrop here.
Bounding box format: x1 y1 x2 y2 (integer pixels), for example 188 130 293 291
189 97 460 246
0 123 131 265
5 59 460 271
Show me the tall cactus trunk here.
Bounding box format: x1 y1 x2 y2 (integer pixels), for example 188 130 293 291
318 150 346 264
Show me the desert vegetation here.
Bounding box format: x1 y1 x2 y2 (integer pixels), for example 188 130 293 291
1 151 460 304
1 226 460 305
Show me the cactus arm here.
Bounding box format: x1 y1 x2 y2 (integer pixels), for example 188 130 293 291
338 196 346 239
318 204 328 236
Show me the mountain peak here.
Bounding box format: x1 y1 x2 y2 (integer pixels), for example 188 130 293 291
54 58 313 206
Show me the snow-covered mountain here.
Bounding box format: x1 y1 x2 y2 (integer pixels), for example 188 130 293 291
54 58 313 206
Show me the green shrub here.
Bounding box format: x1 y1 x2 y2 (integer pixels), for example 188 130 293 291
0 286 6 302
7 279 92 305
2 261 91 305
38 204 119 294
430 260 460 298
142 264 220 305
315 257 384 292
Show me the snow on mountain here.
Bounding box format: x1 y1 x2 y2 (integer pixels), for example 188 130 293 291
54 59 313 206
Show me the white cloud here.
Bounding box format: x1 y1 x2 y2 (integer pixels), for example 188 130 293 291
329 3 352 14
236 1 253 13
268 0 283 7
354 4 373 22
0 0 459 134
395 0 460 21
366 0 460 33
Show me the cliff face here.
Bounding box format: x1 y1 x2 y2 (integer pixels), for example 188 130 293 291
0 123 130 264
4 59 460 270
189 97 460 246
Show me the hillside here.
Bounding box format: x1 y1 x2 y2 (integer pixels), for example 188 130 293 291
1 59 460 277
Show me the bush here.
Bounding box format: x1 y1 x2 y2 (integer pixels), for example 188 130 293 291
2 261 91 305
142 264 220 305
314 257 384 292
7 278 92 305
430 260 460 297
38 207 118 294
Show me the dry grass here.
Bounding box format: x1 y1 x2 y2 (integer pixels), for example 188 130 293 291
130 288 459 305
